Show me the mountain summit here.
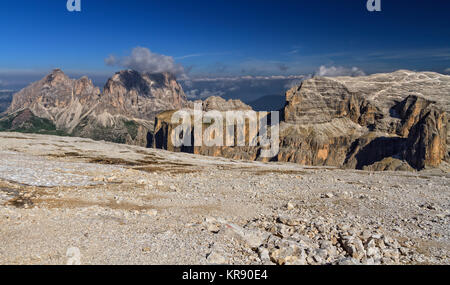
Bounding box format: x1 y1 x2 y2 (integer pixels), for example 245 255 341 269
101 70 186 120
3 69 187 146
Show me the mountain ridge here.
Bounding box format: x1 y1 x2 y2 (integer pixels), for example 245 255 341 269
1 69 449 171
3 69 187 146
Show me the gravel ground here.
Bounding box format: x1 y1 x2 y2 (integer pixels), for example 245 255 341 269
0 132 448 265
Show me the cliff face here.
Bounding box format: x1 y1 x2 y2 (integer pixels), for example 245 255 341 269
153 70 449 171
281 71 449 170
3 69 186 146
101 70 187 120
152 97 261 160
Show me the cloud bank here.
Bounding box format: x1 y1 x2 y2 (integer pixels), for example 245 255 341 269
180 75 306 102
105 47 186 78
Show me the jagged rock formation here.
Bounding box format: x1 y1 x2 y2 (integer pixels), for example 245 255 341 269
153 70 449 171
101 70 186 120
2 69 187 146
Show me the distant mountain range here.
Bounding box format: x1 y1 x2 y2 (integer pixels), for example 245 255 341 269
0 69 250 147
1 69 187 145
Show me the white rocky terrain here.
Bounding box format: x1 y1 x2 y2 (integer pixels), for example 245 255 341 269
0 132 448 265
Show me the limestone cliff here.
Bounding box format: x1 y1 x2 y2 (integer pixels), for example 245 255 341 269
281 71 449 170
152 97 260 160
101 70 187 120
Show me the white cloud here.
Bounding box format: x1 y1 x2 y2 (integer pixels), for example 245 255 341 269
174 53 205 60
316 65 365 77
104 55 116 66
105 47 186 78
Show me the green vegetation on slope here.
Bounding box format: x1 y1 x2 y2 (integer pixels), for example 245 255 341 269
0 110 69 136
124 120 139 140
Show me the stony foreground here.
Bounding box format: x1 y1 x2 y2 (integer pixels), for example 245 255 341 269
0 132 449 265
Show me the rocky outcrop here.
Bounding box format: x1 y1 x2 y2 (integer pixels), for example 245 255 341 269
285 77 364 124
151 107 262 161
282 71 449 170
403 105 447 169
153 70 449 171
186 96 252 111
3 69 187 146
7 69 101 131
152 96 257 158
277 118 366 166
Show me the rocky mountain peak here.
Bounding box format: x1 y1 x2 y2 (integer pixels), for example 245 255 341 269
101 69 187 120
105 70 152 96
105 70 181 96
44 68 69 85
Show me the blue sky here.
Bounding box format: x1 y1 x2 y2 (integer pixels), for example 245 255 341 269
0 0 449 89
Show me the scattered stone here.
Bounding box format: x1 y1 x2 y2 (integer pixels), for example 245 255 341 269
206 251 226 264
225 223 269 249
321 192 334 198
207 224 220 234
257 247 270 261
146 209 158 216
286 202 295 210
270 246 306 265
338 257 361 265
